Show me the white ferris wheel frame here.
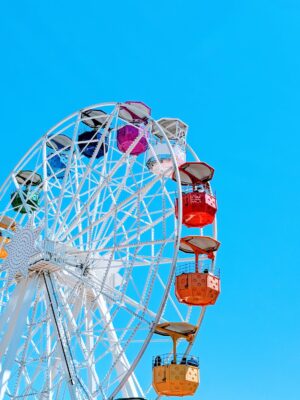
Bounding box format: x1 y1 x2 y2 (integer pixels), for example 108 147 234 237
0 102 217 400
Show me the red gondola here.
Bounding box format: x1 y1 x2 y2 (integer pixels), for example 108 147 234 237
175 190 217 228
173 162 217 228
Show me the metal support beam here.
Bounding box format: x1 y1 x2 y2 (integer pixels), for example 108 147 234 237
0 278 36 400
43 273 78 400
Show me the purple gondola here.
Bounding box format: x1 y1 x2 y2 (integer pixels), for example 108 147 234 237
117 125 148 156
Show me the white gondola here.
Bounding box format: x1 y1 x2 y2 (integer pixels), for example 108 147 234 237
147 118 188 176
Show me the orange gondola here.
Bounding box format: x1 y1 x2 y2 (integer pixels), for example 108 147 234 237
0 236 10 260
0 216 15 260
175 236 221 306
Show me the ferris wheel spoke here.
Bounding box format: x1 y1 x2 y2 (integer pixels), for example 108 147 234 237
156 272 185 322
90 160 137 248
61 169 164 243
68 212 174 258
93 199 140 251
43 192 74 242
93 183 167 251
70 153 86 249
109 171 154 190
93 295 141 399
103 207 173 245
90 204 120 253
90 180 110 238
61 266 155 325
101 157 136 211
53 284 101 397
43 273 82 400
126 160 159 227
110 287 164 323
123 209 173 246
84 295 102 395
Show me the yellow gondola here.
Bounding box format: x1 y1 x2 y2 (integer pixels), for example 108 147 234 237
152 322 199 397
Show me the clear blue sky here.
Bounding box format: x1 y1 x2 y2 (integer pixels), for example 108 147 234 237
1 1 299 399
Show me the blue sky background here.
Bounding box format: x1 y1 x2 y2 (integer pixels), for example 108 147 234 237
1 1 300 399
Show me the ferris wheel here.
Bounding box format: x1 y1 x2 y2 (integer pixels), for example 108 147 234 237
0 101 220 400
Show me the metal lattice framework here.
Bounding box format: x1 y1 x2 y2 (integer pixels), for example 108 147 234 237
0 102 217 400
